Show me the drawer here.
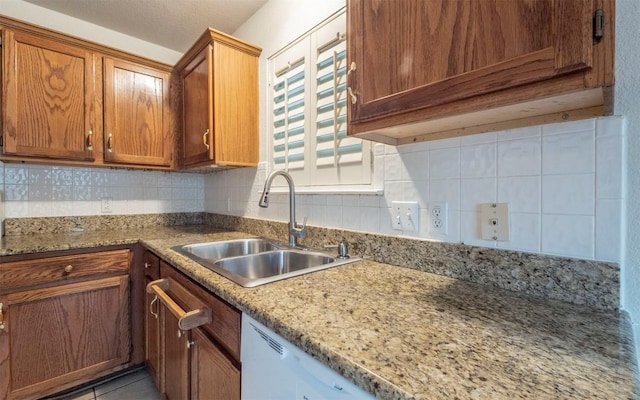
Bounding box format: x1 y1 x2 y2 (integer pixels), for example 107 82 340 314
143 250 160 280
160 261 241 361
0 249 130 292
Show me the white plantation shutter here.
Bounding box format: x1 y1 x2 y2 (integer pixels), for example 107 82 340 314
314 19 361 168
269 9 371 188
272 40 308 174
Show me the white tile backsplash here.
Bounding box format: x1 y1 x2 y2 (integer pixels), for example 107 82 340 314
0 117 624 264
497 137 541 177
0 164 205 219
542 130 595 175
200 117 622 262
542 173 595 215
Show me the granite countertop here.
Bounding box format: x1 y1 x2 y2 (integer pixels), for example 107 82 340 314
1 226 637 399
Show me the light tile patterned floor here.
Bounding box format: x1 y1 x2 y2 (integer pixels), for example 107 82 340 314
63 369 160 400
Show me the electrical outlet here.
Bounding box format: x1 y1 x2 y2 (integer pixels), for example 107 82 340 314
101 197 113 214
429 202 448 234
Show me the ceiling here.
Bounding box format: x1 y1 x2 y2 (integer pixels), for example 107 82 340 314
24 0 268 52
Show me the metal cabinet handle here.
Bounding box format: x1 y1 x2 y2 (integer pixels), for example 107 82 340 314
347 61 356 75
107 133 114 152
203 129 210 150
146 279 211 330
150 295 159 319
144 262 151 269
0 303 5 332
347 87 358 104
86 130 93 150
64 265 74 274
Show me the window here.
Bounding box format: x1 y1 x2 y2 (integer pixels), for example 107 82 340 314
269 10 372 189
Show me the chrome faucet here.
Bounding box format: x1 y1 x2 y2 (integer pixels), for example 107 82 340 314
259 170 307 247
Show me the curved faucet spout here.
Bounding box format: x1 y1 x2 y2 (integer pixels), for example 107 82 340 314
259 170 307 247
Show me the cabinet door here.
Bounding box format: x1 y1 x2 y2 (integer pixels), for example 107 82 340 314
2 30 97 161
103 58 171 166
181 45 213 167
161 303 190 400
190 328 240 400
0 276 130 400
144 277 161 387
348 0 596 124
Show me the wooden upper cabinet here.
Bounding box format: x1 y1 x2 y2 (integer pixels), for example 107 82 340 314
177 29 262 168
103 58 172 167
2 29 97 161
347 0 615 144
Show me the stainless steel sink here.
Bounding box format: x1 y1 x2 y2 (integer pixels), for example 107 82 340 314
176 238 280 261
172 238 359 287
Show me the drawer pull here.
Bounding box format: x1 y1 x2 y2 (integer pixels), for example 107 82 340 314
0 303 5 332
150 296 159 319
203 129 210 150
146 279 211 331
64 265 74 273
144 262 151 269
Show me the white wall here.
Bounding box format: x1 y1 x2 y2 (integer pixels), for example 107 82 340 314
1 0 182 64
615 0 640 371
208 0 625 262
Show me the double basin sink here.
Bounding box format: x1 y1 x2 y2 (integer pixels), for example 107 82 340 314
172 238 359 287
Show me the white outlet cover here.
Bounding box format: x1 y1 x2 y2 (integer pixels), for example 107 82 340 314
480 203 510 241
429 202 448 234
391 201 420 234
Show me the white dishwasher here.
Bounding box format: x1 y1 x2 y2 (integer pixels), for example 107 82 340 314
241 314 374 400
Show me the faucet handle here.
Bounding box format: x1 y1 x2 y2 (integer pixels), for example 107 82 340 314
292 216 308 239
299 216 308 238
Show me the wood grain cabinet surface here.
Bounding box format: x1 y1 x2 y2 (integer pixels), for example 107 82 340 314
103 58 172 167
0 249 132 400
0 17 175 169
1 29 98 161
146 259 241 400
176 28 261 168
347 0 615 144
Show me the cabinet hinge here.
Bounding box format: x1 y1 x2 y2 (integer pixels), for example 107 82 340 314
593 9 604 42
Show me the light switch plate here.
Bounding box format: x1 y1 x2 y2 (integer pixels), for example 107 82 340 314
392 201 420 234
480 203 510 241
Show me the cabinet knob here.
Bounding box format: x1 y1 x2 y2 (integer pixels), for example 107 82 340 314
144 262 151 269
64 265 74 273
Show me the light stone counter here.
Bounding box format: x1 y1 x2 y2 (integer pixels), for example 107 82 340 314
1 226 636 399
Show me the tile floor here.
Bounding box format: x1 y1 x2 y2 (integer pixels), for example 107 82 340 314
51 368 160 400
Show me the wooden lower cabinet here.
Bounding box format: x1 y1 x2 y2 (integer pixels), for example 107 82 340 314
190 328 240 400
0 249 132 400
146 259 241 400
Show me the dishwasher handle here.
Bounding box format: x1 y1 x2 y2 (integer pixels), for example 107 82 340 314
146 278 211 331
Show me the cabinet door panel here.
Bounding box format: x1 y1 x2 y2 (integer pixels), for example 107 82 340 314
103 58 171 166
2 30 96 160
182 46 213 167
190 328 240 400
1 276 130 399
161 304 189 400
348 0 594 123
